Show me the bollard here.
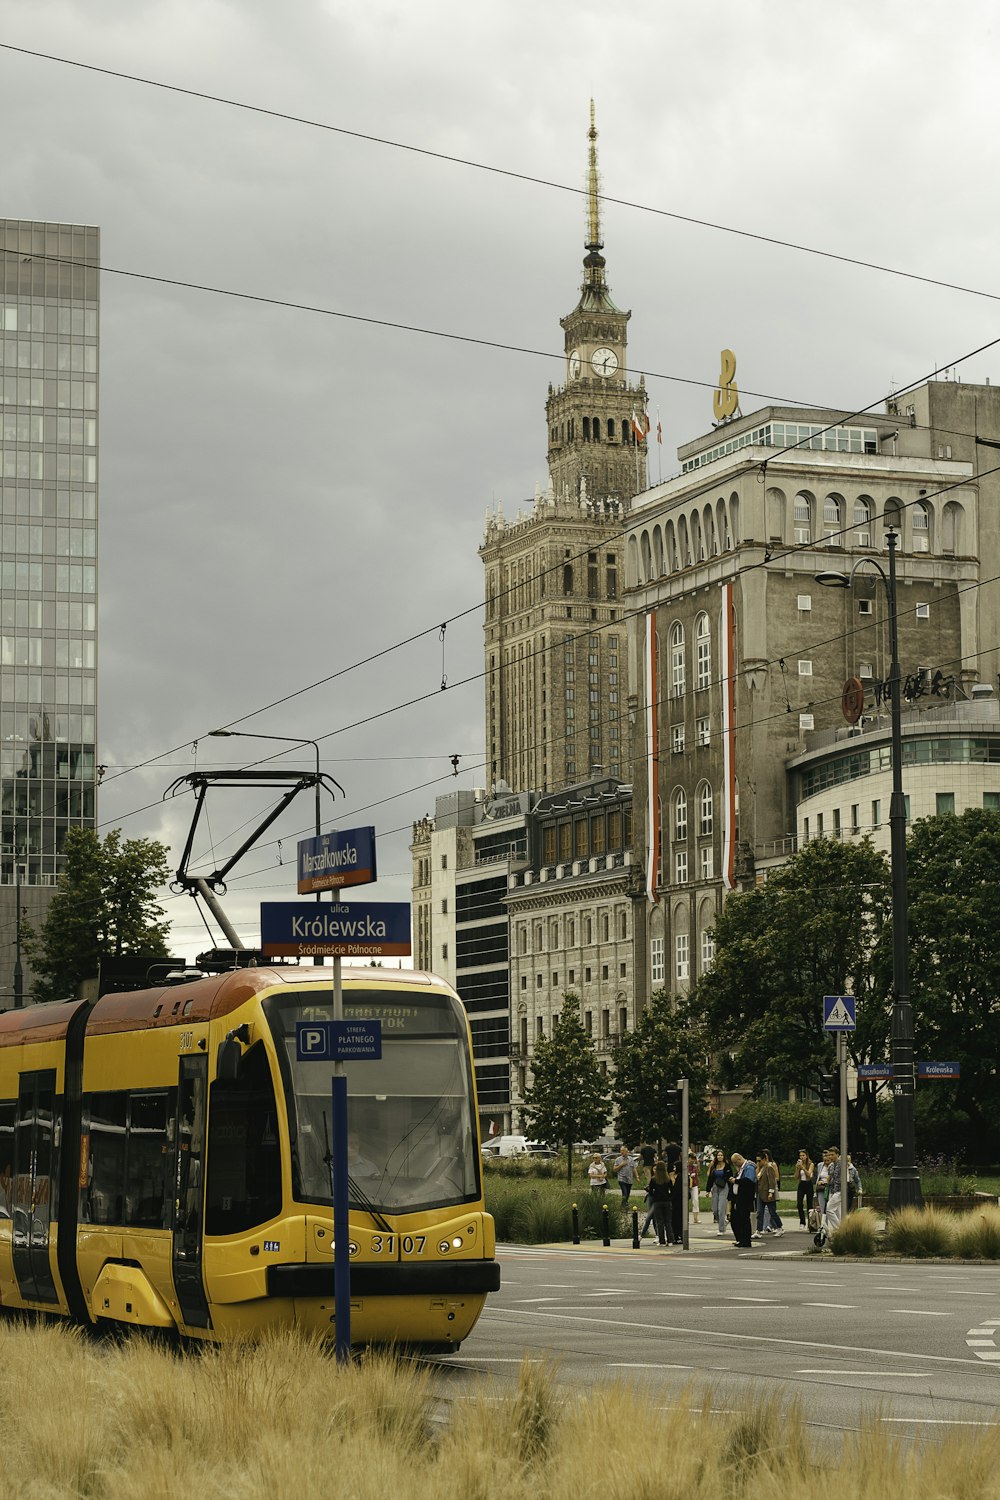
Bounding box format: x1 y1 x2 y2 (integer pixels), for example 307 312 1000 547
602 1203 611 1247
572 1202 580 1245
632 1208 640 1249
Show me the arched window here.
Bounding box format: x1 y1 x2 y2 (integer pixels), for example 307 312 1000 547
698 782 713 836
673 788 688 841
942 500 964 555
853 496 873 544
641 530 653 583
678 515 691 567
653 526 664 577
912 500 930 552
794 493 813 543
670 622 685 698
884 498 903 546
622 419 630 444
823 494 843 540
695 612 711 690
583 417 591 442
626 534 640 588
563 563 573 595
691 510 703 562
729 493 740 545
717 497 730 550
703 504 717 557
666 520 678 571
607 418 615 442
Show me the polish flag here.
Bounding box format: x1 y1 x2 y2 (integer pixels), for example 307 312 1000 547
656 419 663 445
631 409 649 442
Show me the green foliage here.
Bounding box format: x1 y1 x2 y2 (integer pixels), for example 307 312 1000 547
691 839 891 1145
613 989 711 1147
714 1099 839 1164
906 809 1000 1155
521 993 610 1182
882 1204 957 1257
829 1206 880 1256
23 828 171 1002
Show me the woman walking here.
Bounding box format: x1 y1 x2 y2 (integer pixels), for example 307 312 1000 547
706 1149 733 1236
649 1161 674 1246
687 1150 701 1224
794 1149 815 1228
729 1153 756 1248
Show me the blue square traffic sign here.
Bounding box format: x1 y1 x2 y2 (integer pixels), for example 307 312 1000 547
822 994 856 1031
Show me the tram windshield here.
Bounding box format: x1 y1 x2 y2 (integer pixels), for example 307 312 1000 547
264 989 480 1215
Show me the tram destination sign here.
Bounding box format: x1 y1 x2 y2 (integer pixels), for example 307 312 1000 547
297 826 377 894
260 900 411 958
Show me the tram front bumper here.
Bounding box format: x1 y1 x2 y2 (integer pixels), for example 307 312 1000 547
266 1259 501 1298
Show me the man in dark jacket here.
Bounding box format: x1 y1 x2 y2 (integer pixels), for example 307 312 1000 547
729 1153 757 1248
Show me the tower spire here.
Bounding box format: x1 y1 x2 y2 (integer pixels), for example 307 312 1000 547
586 99 602 254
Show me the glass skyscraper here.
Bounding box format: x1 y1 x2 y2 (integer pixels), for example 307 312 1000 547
0 220 99 1003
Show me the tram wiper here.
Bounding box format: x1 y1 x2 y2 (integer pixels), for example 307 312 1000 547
322 1109 392 1233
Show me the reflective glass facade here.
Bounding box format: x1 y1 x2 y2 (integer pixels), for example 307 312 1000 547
0 221 98 891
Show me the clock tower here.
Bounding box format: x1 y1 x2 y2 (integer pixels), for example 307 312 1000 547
546 101 648 507
481 104 639 795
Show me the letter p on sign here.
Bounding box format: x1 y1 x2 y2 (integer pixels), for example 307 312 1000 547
295 1022 332 1061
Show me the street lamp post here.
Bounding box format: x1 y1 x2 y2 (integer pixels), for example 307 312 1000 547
209 728 325 965
817 530 923 1210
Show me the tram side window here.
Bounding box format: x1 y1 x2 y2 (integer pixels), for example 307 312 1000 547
206 1043 282 1235
124 1092 172 1229
0 1099 14 1217
86 1092 127 1224
83 1090 174 1228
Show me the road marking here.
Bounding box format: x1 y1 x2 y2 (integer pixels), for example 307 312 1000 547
796 1370 931 1378
512 1297 559 1304
893 1309 950 1316
654 1291 696 1298
727 1295 779 1302
803 1302 856 1310
609 1363 692 1370
705 1305 789 1311
481 1307 989 1367
881 1419 998 1426
537 1283 574 1288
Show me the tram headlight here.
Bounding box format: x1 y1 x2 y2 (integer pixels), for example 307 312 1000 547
451 1236 463 1248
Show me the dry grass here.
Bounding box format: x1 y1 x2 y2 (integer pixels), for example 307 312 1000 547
5 1317 1000 1497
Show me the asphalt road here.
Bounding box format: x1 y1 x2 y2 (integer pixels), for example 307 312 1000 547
436 1231 1000 1441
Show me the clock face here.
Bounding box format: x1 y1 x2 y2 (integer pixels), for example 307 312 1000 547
592 346 619 378
568 349 581 380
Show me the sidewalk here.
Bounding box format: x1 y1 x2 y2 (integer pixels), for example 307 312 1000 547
545 1210 816 1256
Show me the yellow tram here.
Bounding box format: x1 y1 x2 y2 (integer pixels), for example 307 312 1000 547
0 966 499 1348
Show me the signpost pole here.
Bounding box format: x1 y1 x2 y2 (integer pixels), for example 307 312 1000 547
679 1077 689 1250
330 885 350 1363
839 1033 850 1218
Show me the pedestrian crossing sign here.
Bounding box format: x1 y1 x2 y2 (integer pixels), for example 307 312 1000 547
823 994 856 1031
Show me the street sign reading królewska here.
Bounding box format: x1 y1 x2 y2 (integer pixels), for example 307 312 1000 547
297 826 377 894
918 1061 961 1080
260 900 411 958
822 994 856 1031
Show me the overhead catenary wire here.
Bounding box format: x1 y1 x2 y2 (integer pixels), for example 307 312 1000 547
4 41 1000 308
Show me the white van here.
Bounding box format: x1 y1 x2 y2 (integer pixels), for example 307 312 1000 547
481 1133 529 1158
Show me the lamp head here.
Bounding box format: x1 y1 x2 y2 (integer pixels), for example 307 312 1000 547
209 728 234 737
815 570 850 589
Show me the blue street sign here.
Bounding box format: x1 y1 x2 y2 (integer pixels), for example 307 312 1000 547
261 900 411 958
856 1063 892 1080
295 1020 383 1062
823 994 856 1031
297 826 377 894
918 1061 961 1080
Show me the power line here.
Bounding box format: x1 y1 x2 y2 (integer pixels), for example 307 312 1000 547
3 42 999 307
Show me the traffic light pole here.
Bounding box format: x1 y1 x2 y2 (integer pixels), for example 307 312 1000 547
678 1077 689 1250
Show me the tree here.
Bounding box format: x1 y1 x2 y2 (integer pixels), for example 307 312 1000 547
691 837 893 1151
613 990 711 1148
905 808 1000 1152
521 992 610 1182
24 828 172 1002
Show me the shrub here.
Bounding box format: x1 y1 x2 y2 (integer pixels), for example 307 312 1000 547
829 1206 879 1257
883 1203 957 1257
954 1205 1000 1259
714 1099 839 1165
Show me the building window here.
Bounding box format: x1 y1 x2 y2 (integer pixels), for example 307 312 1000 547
602 964 609 981
798 660 813 676
672 725 685 754
670 622 685 697
851 804 860 833
675 849 688 884
985 792 1000 811
674 788 688 841
651 937 665 985
585 1010 593 1035
695 612 711 689
696 717 710 747
794 493 812 543
872 800 881 829
675 933 690 981
698 783 713 836
441 898 447 914
936 791 956 815
700 845 714 880
701 927 715 968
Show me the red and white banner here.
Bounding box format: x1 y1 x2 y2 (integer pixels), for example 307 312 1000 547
631 408 649 443
645 611 660 904
720 581 737 890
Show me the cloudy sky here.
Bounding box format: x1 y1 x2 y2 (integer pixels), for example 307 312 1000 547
3 1 998 958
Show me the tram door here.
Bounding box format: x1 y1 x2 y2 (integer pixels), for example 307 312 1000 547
12 1070 58 1304
171 1056 211 1329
